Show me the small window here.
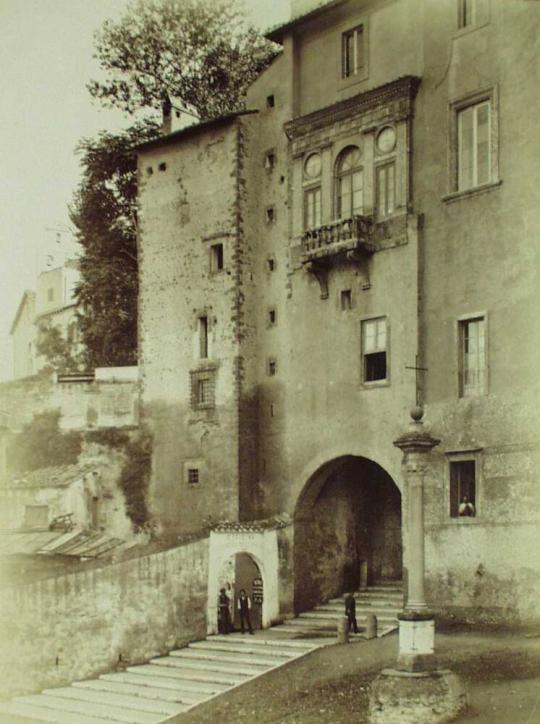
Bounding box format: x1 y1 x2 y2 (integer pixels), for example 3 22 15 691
266 257 276 272
198 316 208 359
47 288 54 302
458 0 488 29
450 460 476 517
459 316 486 397
304 187 322 229
158 162 167 172
457 100 491 191
264 150 276 172
187 468 200 485
146 166 153 176
268 308 277 326
190 369 216 410
266 95 275 109
267 358 277 376
210 243 224 272
342 25 364 78
340 289 352 311
376 163 396 219
362 317 387 383
266 207 276 224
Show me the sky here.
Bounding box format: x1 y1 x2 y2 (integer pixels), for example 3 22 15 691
0 0 290 380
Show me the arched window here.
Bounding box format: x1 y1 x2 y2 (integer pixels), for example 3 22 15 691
336 146 363 218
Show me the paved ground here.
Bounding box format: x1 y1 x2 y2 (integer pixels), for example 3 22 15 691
174 630 540 723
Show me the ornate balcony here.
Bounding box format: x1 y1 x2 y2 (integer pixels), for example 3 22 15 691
300 215 375 298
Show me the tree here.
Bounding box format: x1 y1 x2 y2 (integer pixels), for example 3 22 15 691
88 0 277 120
71 119 160 368
36 319 84 374
74 0 276 367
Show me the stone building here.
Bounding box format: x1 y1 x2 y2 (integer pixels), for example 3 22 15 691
137 0 540 628
10 259 81 379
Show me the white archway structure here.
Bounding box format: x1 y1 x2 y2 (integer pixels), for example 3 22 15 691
207 522 283 634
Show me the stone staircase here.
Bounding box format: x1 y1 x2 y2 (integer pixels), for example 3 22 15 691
0 584 402 723
275 583 403 639
0 636 319 723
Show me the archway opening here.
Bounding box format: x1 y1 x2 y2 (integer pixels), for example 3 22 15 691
294 455 402 613
217 552 263 632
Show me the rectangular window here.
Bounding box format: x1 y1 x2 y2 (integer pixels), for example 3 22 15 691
304 187 322 229
458 101 491 190
267 358 277 376
198 316 208 359
459 316 486 397
449 460 476 517
187 468 200 485
458 0 488 29
268 308 277 326
376 163 396 218
210 243 224 272
340 289 352 311
362 317 387 383
266 206 276 224
343 25 364 78
190 369 216 410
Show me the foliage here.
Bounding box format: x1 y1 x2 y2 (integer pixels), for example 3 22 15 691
116 431 153 531
85 428 131 450
88 0 277 120
36 319 85 374
70 120 160 368
7 411 82 474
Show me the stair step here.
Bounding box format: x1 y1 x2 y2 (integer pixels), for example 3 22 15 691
74 678 202 705
171 648 282 667
129 664 239 687
17 694 162 724
150 655 257 677
0 700 111 723
43 686 186 717
189 641 296 658
209 634 315 650
101 671 225 696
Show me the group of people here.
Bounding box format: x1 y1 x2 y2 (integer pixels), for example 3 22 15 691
218 588 254 635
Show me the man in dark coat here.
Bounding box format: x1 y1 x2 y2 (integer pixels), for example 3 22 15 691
344 592 359 633
237 589 254 634
218 588 232 634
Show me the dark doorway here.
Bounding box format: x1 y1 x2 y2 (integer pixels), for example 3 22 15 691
294 456 402 613
217 553 263 632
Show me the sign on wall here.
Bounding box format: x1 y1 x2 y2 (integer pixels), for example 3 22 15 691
252 576 263 604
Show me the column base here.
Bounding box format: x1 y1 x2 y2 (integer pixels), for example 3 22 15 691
397 614 436 672
368 668 468 724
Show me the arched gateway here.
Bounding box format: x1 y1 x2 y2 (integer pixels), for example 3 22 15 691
294 455 402 613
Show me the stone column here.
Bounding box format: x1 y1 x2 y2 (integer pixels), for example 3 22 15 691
393 406 439 672
368 408 468 724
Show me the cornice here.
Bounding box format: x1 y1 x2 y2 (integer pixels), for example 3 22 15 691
285 75 422 141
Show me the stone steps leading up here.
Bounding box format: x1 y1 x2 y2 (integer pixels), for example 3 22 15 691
0 585 401 722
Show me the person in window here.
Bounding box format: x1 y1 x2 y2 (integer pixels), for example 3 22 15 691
458 496 476 517
237 589 254 634
218 588 232 634
344 592 359 633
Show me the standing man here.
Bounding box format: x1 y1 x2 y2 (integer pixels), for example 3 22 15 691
218 588 232 634
344 592 359 634
237 589 254 634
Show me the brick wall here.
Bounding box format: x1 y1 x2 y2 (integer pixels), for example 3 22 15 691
0 537 209 699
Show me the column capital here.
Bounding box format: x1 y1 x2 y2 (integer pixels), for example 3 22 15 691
393 407 440 456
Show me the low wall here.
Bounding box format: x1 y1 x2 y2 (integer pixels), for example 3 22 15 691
0 537 209 699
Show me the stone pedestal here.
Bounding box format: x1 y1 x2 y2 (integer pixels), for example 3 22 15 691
369 669 468 724
397 613 436 672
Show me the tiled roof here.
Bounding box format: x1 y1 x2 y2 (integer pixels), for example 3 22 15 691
0 529 126 559
212 514 291 533
5 463 97 490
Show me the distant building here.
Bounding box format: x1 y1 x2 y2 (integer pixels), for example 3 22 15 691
10 260 81 379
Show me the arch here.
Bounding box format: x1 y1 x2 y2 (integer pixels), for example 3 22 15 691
207 529 280 634
335 144 364 218
293 454 402 613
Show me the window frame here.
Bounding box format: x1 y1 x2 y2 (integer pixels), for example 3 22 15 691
457 0 489 31
303 185 322 230
375 161 396 219
446 87 499 200
445 449 483 522
360 315 390 387
210 243 224 273
457 312 488 398
342 24 366 80
190 368 216 411
335 145 364 220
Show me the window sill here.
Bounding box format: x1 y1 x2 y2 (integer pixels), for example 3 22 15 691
339 70 369 92
453 21 490 39
442 180 502 204
361 380 390 390
447 517 479 524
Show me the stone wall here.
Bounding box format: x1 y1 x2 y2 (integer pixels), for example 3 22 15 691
0 537 209 699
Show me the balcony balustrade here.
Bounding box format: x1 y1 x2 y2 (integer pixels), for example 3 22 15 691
301 215 375 263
